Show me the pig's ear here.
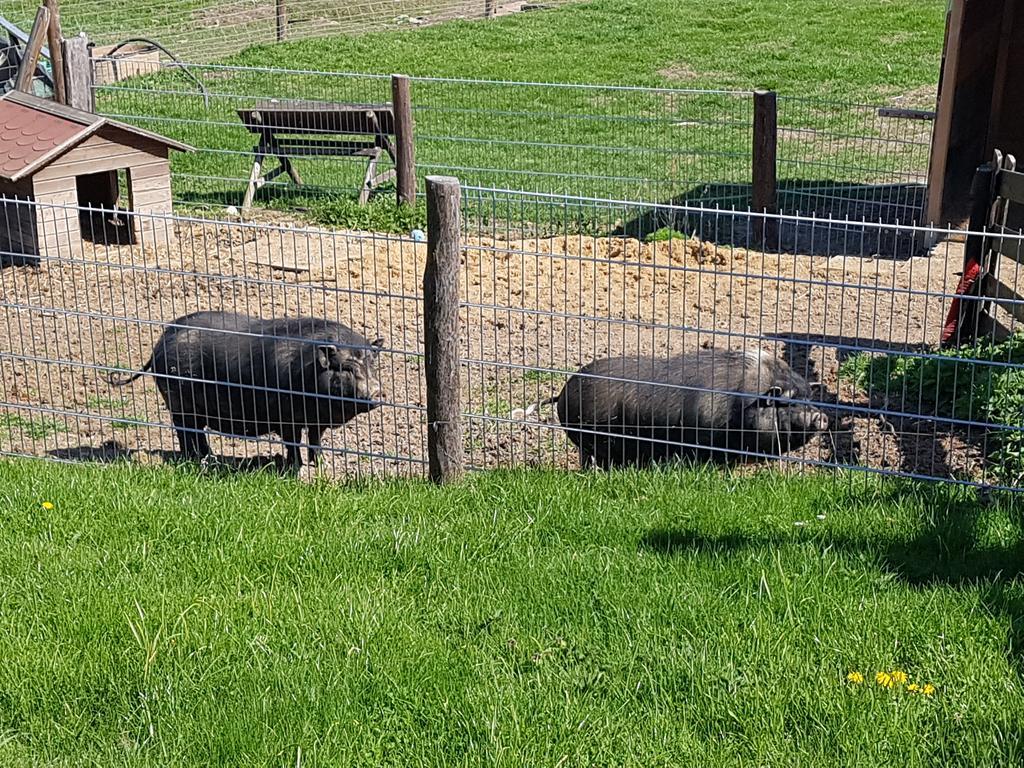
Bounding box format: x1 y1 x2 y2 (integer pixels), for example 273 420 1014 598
316 344 337 369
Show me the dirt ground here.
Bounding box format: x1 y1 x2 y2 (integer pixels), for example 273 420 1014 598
0 213 993 483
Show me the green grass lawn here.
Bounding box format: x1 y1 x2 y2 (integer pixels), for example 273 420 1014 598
89 0 945 228
2 459 1023 765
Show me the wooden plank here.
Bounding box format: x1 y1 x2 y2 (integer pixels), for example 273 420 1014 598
14 6 50 93
35 151 165 180
238 104 395 135
392 74 416 206
992 225 1024 262
423 175 464 484
127 160 172 180
877 107 937 120
982 273 1024 324
62 35 94 112
129 188 173 207
997 168 1024 205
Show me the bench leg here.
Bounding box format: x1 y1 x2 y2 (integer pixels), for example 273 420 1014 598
281 155 304 187
359 148 381 206
242 151 265 212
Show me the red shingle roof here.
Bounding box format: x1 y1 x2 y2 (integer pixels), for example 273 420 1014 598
0 91 191 182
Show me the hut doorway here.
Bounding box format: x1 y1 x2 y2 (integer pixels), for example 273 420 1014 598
76 168 136 245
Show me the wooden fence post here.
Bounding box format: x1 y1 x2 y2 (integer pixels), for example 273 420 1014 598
952 163 997 346
44 0 66 103
62 34 94 112
752 89 778 247
423 175 464 484
392 74 416 207
276 0 287 41
14 5 51 93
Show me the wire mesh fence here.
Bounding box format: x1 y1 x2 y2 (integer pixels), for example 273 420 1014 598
91 62 934 227
2 187 1024 490
4 0 574 64
0 197 428 477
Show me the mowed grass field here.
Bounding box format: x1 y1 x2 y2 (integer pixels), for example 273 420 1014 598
1 460 1024 765
90 0 947 226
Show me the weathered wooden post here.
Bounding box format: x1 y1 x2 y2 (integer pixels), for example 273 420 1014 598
752 89 779 248
44 0 66 103
276 0 287 41
423 175 464 484
14 5 51 93
61 34 94 112
392 74 416 207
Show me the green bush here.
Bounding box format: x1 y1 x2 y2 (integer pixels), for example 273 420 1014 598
839 335 1024 484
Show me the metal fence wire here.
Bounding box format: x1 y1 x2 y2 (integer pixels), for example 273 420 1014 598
91 62 934 226
3 189 1024 491
5 0 576 64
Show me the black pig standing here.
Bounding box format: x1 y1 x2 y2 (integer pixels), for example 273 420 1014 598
552 349 829 468
109 311 384 469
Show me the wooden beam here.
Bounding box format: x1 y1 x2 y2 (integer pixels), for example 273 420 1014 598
14 5 51 93
44 0 65 103
925 0 964 227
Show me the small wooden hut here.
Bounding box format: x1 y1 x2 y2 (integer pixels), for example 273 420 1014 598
0 89 191 263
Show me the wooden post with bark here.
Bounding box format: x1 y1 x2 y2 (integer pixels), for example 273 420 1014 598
752 89 779 248
14 5 51 93
423 175 464 484
44 0 66 103
62 34 93 112
276 0 287 41
392 74 416 207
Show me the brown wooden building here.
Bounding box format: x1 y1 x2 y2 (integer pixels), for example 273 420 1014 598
927 0 1023 227
0 90 191 264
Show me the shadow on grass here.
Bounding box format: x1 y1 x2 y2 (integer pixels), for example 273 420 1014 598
47 440 293 475
618 180 930 259
640 483 1024 672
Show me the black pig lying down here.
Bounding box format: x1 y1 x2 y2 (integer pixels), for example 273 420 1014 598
110 311 384 469
553 349 829 469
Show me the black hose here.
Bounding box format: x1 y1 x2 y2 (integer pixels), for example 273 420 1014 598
101 37 209 107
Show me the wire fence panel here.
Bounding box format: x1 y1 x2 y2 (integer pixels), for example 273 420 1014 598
458 188 1024 491
92 63 932 226
776 96 933 225
4 0 576 63
5 188 1019 490
0 197 427 477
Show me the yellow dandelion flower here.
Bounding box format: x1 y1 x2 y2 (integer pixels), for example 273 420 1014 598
891 670 908 685
907 683 920 692
846 671 864 684
41 501 54 510
922 684 935 696
875 671 894 689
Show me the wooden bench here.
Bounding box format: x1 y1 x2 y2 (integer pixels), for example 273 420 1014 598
237 99 398 210
941 150 1024 347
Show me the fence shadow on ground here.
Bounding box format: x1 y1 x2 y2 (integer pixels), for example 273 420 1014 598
640 484 1024 674
47 441 292 474
618 181 930 259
